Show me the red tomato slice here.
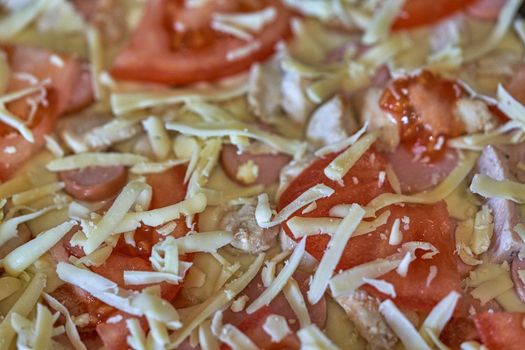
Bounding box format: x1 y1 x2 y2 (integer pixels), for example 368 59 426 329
392 0 477 29
475 312 525 350
111 0 291 85
0 46 86 180
278 149 460 312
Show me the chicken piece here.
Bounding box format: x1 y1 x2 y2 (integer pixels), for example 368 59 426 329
306 95 358 148
220 204 278 254
358 88 399 152
58 111 140 153
336 291 398 350
453 98 497 134
281 70 315 125
247 60 282 122
476 145 524 262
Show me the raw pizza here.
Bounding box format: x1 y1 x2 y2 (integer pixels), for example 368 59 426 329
0 0 524 349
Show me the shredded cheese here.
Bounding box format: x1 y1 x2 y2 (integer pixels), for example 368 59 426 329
0 105 35 143
143 116 171 161
308 204 365 304
379 299 431 350
11 182 65 206
283 278 311 328
0 206 54 247
324 131 379 183
4 221 75 276
260 184 334 228
110 83 247 116
367 152 478 213
420 291 460 345
84 181 150 254
166 120 305 158
389 218 402 246
47 153 147 171
262 314 291 343
470 174 525 203
297 324 340 350
362 278 396 298
463 0 522 62
213 7 276 32
43 293 86 350
219 324 259 350
246 238 305 314
362 0 406 44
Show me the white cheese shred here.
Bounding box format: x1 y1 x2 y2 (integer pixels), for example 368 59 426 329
262 314 291 343
246 238 306 314
308 204 366 304
379 299 431 350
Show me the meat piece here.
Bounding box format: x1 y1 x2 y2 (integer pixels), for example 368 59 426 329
306 95 358 148
387 147 458 193
58 111 140 153
453 98 497 134
59 165 128 201
476 145 524 262
281 70 315 125
336 290 398 350
511 256 525 303
221 144 291 186
247 60 282 122
358 88 399 152
220 203 278 254
64 63 94 113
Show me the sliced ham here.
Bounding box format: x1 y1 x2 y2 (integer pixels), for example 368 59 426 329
506 65 525 106
59 165 128 201
476 145 524 262
386 146 458 194
511 256 525 303
221 270 326 349
221 144 291 186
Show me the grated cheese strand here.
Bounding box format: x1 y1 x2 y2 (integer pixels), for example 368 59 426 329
246 238 306 314
283 278 311 328
0 105 35 143
419 291 460 345
379 299 431 350
84 181 150 254
3 221 75 276
43 293 87 350
324 131 379 183
47 152 147 171
260 184 334 228
362 0 406 44
308 204 366 304
470 174 525 203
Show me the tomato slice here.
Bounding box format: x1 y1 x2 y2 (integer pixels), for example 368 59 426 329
278 149 460 312
0 46 87 180
475 312 525 350
392 0 477 29
111 0 291 85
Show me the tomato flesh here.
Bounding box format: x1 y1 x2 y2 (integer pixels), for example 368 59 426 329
393 0 478 29
475 312 525 350
111 0 291 85
0 45 86 180
278 149 460 312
